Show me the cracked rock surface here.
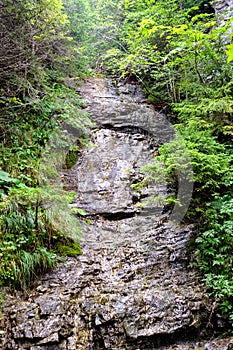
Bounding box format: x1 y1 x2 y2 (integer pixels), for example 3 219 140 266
1 78 232 350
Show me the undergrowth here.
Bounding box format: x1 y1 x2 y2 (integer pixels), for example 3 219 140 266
0 79 92 290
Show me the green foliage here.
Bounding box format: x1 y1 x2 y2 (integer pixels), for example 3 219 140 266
63 0 95 74
196 195 233 322
226 43 233 63
0 181 82 289
65 149 79 169
0 0 71 99
0 113 86 290
16 249 57 290
0 0 94 290
1 86 91 184
175 119 233 192
71 208 87 216
0 171 21 198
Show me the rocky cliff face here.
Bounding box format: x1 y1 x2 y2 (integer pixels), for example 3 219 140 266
1 79 232 350
213 0 233 23
213 0 233 43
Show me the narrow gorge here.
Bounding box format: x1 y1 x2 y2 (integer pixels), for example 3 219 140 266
1 79 233 350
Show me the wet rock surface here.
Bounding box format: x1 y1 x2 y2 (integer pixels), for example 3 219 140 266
1 78 232 349
67 127 164 216
213 0 233 43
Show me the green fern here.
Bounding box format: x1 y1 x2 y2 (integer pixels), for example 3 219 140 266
14 249 56 289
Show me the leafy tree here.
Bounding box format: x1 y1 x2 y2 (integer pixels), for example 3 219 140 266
0 0 69 98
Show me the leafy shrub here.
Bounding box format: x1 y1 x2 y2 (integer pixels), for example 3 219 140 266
0 173 82 289
196 195 233 322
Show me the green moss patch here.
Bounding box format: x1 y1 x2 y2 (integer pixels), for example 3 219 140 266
57 241 82 257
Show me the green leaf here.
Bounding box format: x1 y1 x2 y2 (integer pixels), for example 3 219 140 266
0 170 20 185
226 43 233 63
71 208 87 216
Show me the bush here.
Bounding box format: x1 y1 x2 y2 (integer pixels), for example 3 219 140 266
196 195 233 322
0 173 82 289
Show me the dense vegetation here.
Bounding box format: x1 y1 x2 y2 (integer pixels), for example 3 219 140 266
0 0 92 289
0 0 233 329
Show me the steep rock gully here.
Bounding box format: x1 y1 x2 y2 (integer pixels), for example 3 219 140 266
1 78 233 350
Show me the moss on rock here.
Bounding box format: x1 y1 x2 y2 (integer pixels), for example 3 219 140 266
57 241 82 257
